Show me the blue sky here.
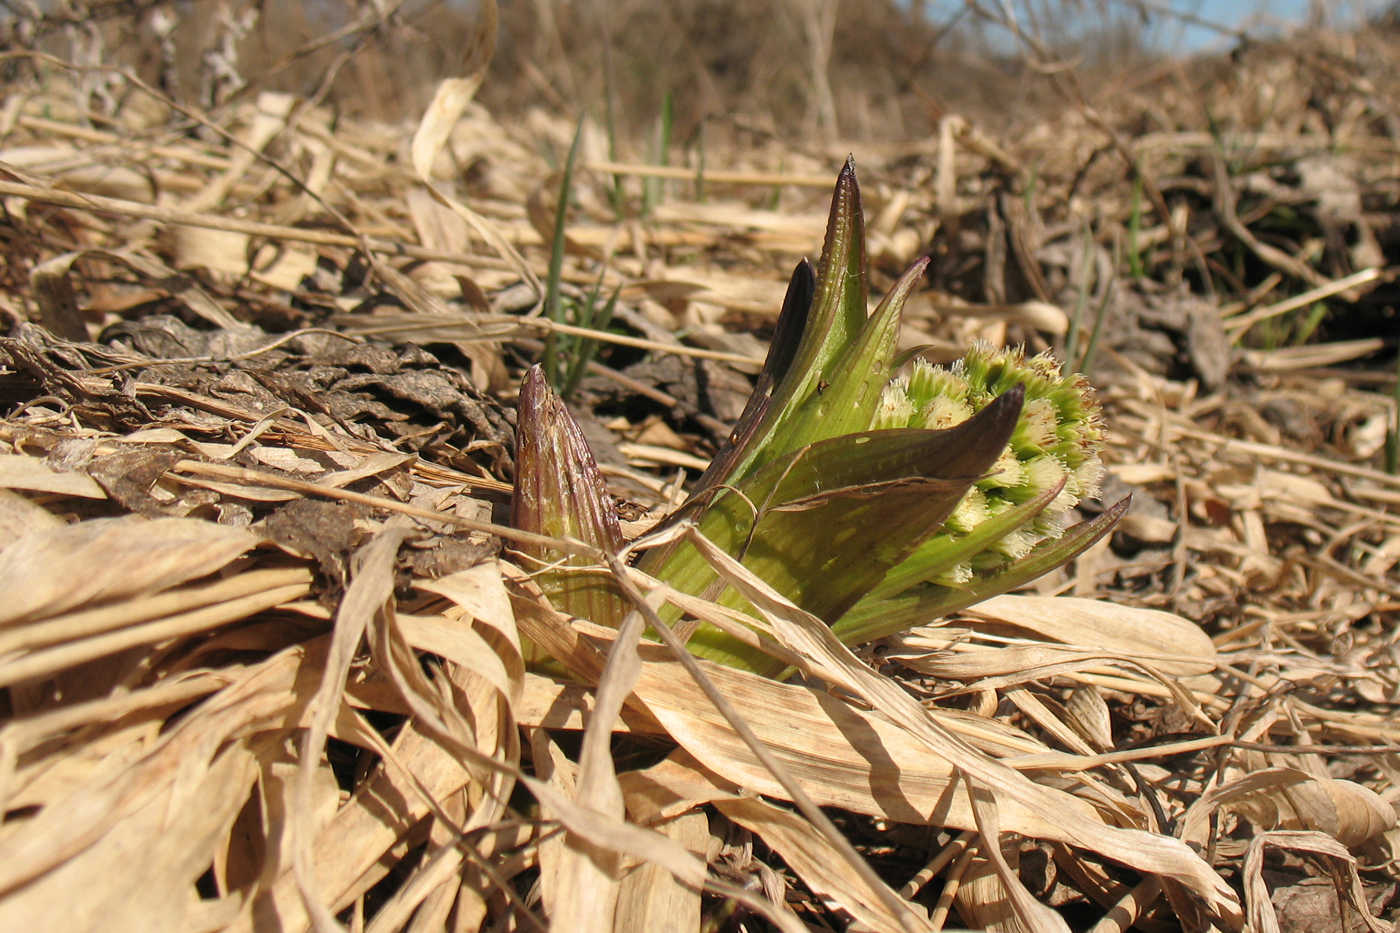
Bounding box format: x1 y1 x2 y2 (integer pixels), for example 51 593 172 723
1153 0 1382 49
919 0 1391 51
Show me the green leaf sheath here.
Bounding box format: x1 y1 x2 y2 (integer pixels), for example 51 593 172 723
705 160 872 488
511 365 628 628
682 259 815 508
832 495 1131 646
645 388 1025 670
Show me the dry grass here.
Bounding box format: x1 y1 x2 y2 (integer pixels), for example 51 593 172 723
1 1 1398 930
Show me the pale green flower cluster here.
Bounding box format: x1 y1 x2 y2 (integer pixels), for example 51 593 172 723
870 344 1105 586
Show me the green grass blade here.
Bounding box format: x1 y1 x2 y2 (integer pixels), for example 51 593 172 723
642 90 673 217
561 281 619 399
1387 352 1400 474
543 117 585 387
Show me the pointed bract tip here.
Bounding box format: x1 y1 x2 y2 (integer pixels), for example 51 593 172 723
872 255 932 319
991 382 1027 423
960 382 1025 465
818 159 866 283
517 363 552 421
831 158 860 203
521 362 547 394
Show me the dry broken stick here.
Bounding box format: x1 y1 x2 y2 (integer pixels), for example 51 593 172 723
511 160 1126 675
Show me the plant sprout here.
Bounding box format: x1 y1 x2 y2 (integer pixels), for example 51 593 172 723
513 159 1127 674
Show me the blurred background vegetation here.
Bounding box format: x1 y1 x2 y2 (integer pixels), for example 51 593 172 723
3 0 1397 356
5 0 1398 137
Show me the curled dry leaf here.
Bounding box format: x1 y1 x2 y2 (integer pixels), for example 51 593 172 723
613 809 708 933
1243 830 1394 933
0 515 262 626
0 453 108 499
1181 766 1396 850
961 594 1217 678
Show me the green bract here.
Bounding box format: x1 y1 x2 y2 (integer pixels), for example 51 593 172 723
511 159 1127 675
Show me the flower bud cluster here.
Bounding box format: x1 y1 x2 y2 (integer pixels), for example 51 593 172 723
871 345 1105 585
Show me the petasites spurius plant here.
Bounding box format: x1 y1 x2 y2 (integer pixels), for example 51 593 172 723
511 159 1127 675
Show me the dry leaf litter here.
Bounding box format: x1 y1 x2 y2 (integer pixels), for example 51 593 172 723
0 9 1398 933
